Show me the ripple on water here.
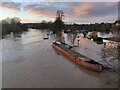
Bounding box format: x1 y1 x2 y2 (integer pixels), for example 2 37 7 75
2 29 118 88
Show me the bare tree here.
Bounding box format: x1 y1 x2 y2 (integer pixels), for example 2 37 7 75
56 10 64 20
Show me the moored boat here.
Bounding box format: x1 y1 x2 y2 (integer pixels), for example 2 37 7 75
43 31 49 40
52 41 103 72
43 37 49 39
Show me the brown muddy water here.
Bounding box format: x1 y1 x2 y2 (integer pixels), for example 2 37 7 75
1 29 118 88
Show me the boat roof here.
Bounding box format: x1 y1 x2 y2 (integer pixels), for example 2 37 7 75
57 42 90 61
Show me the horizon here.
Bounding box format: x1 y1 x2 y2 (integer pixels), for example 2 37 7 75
0 0 119 24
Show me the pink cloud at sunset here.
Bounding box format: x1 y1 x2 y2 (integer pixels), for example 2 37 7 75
0 5 19 13
74 3 93 18
24 6 55 19
0 2 118 23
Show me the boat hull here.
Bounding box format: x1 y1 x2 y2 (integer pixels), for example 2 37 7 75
43 37 49 39
52 43 102 72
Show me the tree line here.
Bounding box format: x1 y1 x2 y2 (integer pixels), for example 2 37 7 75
1 17 28 37
24 10 118 33
24 20 118 33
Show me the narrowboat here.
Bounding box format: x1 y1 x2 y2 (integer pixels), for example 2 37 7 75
52 41 103 72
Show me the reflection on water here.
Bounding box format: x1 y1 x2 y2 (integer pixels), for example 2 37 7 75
1 29 118 88
21 29 44 45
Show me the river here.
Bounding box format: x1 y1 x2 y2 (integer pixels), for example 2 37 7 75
1 29 118 88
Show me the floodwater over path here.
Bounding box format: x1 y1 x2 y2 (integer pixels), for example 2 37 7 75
1 29 118 88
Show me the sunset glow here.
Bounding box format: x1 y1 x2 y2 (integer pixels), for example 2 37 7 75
0 0 118 23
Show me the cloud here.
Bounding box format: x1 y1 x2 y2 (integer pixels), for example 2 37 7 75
0 2 21 13
0 6 18 13
24 2 69 18
24 4 55 18
73 3 93 18
44 0 59 2
0 2 118 23
23 2 118 23
73 2 118 18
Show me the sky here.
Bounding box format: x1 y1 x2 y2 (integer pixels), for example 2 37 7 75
0 0 119 24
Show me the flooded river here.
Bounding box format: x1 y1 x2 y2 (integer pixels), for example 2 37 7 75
1 29 118 88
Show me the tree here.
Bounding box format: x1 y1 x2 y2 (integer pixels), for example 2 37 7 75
56 10 64 20
53 10 64 33
53 10 65 41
